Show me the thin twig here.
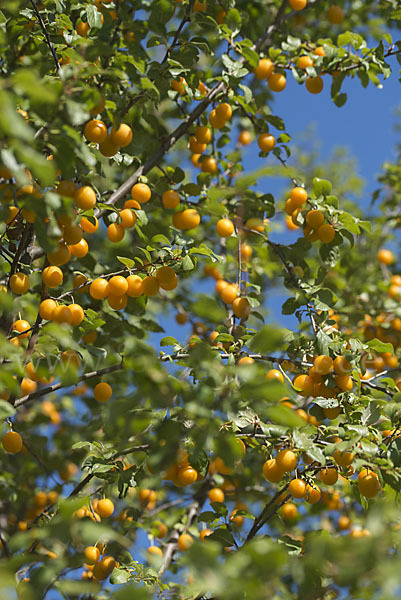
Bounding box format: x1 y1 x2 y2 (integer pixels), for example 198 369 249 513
30 0 61 72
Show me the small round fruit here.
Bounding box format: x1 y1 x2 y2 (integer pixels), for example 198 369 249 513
216 218 234 237
162 190 180 209
318 223 335 243
9 272 30 295
12 319 31 338
108 276 128 296
254 58 274 80
99 137 120 157
333 449 353 467
232 297 250 320
109 123 132 147
63 224 83 245
90 278 109 300
238 131 252 145
306 210 324 229
142 276 159 297
238 356 255 366
177 533 193 551
282 502 297 520
69 304 85 326
263 458 284 483
304 484 321 504
94 382 112 403
209 109 226 129
377 248 393 265
81 216 98 234
358 469 380 498
293 374 314 396
268 72 286 92
85 546 100 565
320 467 338 485
265 369 284 384
2 431 23 453
200 528 213 541
276 449 297 472
74 186 96 210
220 283 238 304
327 5 344 24
297 55 314 69
208 487 225 503
42 266 63 288
84 120 107 144
131 183 151 204
195 125 212 144
314 354 333 375
290 186 308 207
177 466 198 485
70 239 88 258
189 136 206 154
288 478 306 499
39 299 57 320
305 76 324 94
147 545 162 557
201 157 218 174
126 275 143 297
107 223 124 242
97 498 114 517
289 0 307 9
258 133 276 153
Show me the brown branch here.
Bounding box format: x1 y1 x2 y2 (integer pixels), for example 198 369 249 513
13 362 123 408
30 0 61 73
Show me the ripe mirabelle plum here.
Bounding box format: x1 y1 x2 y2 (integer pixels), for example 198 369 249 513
304 484 321 504
84 546 100 565
147 545 162 557
333 449 354 467
293 374 314 396
108 276 128 296
173 209 200 230
93 556 115 580
282 502 297 520
99 137 120 157
12 319 31 338
265 369 284 383
74 186 96 210
142 276 160 297
238 356 255 366
21 377 37 395
107 223 124 242
39 299 57 320
63 223 83 245
267 72 286 92
216 218 234 237
90 278 110 300
263 458 284 483
276 449 297 472
177 533 193 551
81 216 98 234
327 5 344 24
358 469 381 498
10 272 30 295
109 123 132 147
126 275 144 297
177 466 198 485
208 487 225 503
238 131 252 146
220 283 239 304
258 133 276 153
306 75 324 94
69 304 85 326
318 223 335 243
162 190 180 209
97 498 114 517
84 119 108 144
377 248 393 265
290 186 308 207
131 183 151 204
171 77 187 94
201 157 218 174
156 266 178 291
254 58 274 80
195 125 212 144
320 467 338 485
297 55 314 69
232 297 250 320
200 528 213 541
2 431 23 453
189 136 206 154
42 266 63 288
70 239 88 258
94 382 112 403
209 109 226 129
290 0 307 9
314 354 333 375
288 478 306 499
306 209 324 229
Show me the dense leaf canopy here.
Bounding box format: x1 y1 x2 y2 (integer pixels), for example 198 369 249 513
1 0 401 599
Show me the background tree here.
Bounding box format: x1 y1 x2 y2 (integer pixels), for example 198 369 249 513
0 0 401 598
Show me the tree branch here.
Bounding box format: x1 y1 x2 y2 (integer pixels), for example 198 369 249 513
30 0 61 73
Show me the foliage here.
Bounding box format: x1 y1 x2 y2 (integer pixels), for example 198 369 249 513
0 0 401 599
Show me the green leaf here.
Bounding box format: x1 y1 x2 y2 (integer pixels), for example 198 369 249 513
312 177 332 196
366 338 394 354
160 336 179 347
361 401 381 426
248 325 284 354
117 256 135 269
265 405 306 428
110 568 131 584
0 400 16 419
